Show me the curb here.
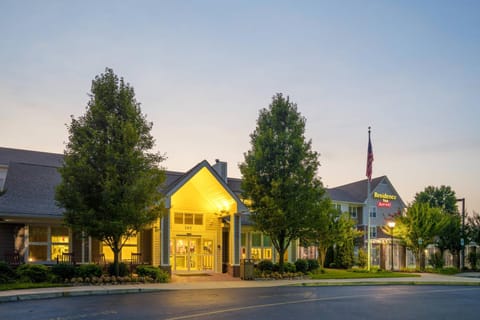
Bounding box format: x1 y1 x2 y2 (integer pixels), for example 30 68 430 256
0 287 166 303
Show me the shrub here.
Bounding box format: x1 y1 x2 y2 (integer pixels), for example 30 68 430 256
428 252 444 269
295 259 309 274
16 264 50 283
307 259 320 271
0 262 16 283
51 263 76 281
257 260 274 272
468 251 478 270
357 248 367 268
136 265 169 283
437 267 459 275
108 262 129 277
283 262 296 273
76 264 102 278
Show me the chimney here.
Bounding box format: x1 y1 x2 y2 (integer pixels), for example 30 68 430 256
212 159 228 182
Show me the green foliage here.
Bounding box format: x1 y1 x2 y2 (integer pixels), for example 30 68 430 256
136 265 169 282
467 212 480 245
414 186 461 268
307 259 320 271
468 251 478 270
357 248 367 268
76 264 102 278
303 202 362 270
108 262 129 277
0 262 16 284
56 68 167 276
51 263 76 281
295 259 309 274
257 260 274 272
414 186 458 215
428 252 444 269
335 240 355 269
239 93 325 272
282 262 296 273
16 264 50 283
435 267 459 275
394 202 449 271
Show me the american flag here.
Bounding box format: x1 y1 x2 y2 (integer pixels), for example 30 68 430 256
366 129 373 182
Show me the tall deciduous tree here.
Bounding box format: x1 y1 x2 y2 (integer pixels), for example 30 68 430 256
56 68 166 276
415 185 461 267
239 93 324 272
393 202 448 271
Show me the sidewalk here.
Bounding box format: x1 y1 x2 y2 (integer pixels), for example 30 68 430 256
1 272 480 303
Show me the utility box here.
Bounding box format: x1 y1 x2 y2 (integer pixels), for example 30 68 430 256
240 259 255 280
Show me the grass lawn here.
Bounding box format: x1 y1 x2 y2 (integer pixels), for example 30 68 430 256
309 268 420 280
0 282 68 291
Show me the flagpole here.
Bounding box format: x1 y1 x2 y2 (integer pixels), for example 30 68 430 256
366 126 372 271
367 173 371 271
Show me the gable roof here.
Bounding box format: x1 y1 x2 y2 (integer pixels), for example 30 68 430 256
327 176 402 205
0 147 63 167
0 162 63 218
164 160 248 213
0 147 249 218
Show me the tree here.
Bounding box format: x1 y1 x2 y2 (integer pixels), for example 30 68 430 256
239 93 324 273
302 200 361 269
56 68 166 276
414 185 461 267
466 212 480 245
414 185 457 214
393 202 448 271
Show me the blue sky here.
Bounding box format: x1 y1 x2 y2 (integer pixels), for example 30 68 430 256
1 0 479 214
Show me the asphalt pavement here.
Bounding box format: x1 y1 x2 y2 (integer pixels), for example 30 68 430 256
1 272 479 303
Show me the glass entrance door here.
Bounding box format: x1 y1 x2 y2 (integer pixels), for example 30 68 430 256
174 236 201 271
172 236 215 272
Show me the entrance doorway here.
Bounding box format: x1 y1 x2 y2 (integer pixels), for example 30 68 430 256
172 235 214 272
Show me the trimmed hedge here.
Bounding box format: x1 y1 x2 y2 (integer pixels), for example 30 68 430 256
76 264 102 278
136 265 169 283
0 261 16 283
16 264 50 283
51 263 76 281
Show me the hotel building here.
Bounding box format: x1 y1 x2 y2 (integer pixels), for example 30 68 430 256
1 146 411 275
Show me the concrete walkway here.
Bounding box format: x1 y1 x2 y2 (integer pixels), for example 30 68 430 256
1 272 480 303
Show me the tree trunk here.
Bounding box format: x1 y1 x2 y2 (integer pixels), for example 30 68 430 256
278 247 285 273
113 238 120 277
317 246 327 269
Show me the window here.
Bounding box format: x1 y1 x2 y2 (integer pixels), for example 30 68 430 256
252 233 262 247
333 203 342 212
370 226 377 238
349 206 358 218
174 213 183 224
50 227 69 260
369 206 376 218
174 212 204 226
28 225 70 262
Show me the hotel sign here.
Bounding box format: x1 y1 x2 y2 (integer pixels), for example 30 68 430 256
373 192 396 208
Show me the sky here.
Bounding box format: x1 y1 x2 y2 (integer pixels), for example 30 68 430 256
1 1 479 214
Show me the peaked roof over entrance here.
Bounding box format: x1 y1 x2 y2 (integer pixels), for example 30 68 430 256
164 160 248 214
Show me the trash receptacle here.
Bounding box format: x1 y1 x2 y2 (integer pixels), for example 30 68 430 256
240 259 254 280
